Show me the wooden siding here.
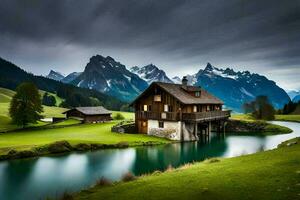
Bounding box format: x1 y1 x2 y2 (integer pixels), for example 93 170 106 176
65 110 112 123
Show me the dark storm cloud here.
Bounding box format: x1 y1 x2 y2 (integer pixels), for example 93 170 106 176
0 0 300 89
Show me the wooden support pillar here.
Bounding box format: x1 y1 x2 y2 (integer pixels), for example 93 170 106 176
194 122 198 140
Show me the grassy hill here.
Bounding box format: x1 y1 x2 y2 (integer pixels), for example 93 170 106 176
0 87 15 102
74 138 300 200
0 87 68 132
39 90 64 106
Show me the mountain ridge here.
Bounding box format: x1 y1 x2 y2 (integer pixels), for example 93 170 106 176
70 55 148 102
130 64 173 84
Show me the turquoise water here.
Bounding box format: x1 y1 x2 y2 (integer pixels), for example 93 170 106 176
0 121 299 200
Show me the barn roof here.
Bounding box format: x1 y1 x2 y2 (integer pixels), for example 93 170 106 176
63 106 112 115
131 82 223 105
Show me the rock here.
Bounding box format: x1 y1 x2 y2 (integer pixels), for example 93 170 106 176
111 122 136 134
15 150 37 158
116 142 129 148
74 143 91 151
90 144 105 150
8 149 17 155
47 141 72 153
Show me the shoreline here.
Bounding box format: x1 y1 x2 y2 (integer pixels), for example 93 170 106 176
0 119 294 162
72 137 300 200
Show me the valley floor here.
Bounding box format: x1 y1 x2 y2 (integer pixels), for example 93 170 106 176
74 138 300 200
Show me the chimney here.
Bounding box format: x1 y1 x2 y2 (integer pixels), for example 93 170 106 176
182 76 188 86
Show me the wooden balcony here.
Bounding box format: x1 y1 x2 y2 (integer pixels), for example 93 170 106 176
181 110 231 122
136 110 230 122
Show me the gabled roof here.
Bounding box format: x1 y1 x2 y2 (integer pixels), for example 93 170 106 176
131 82 223 105
63 106 112 115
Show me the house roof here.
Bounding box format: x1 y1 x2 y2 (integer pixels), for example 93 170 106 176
131 82 223 105
63 106 112 115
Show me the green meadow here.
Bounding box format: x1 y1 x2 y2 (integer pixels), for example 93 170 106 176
74 138 300 200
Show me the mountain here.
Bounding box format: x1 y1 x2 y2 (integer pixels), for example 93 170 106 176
287 90 300 100
46 70 65 81
130 64 173 84
71 55 148 102
0 57 125 110
172 76 181 84
293 95 300 103
193 63 290 112
62 72 82 83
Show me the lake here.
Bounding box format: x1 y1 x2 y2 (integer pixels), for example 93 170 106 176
0 121 299 200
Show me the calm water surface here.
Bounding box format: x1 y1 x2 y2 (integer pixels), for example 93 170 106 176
0 121 299 200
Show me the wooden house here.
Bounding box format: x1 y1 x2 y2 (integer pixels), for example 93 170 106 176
130 77 230 141
63 106 112 123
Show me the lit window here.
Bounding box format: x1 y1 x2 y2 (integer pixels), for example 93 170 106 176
193 105 197 112
143 105 148 111
154 95 161 102
142 121 147 127
207 105 210 111
164 104 169 112
161 113 167 119
159 121 164 128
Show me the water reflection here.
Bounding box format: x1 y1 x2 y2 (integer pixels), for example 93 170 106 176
0 121 299 200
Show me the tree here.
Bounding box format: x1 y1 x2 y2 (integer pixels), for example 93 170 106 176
9 82 43 127
113 113 125 120
243 95 275 120
42 92 56 106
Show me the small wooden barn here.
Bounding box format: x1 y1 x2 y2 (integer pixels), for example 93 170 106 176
63 106 112 123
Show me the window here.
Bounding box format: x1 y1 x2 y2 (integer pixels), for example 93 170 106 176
195 91 201 97
154 95 161 102
193 105 197 112
148 105 152 112
142 121 147 127
164 104 169 112
207 105 210 111
161 113 167 119
159 121 164 128
143 105 148 111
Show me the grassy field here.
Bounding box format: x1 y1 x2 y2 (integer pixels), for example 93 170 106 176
230 113 255 121
74 138 300 200
0 87 154 157
0 102 67 132
0 121 168 156
275 115 300 123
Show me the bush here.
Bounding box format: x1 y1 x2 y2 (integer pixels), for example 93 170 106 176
96 177 112 186
113 113 125 120
122 172 136 182
42 92 56 106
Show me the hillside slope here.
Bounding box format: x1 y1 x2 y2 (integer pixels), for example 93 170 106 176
0 57 125 110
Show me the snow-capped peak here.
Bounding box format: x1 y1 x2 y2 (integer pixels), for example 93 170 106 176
130 64 173 84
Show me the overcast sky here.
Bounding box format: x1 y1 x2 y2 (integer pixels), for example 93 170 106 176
0 0 300 90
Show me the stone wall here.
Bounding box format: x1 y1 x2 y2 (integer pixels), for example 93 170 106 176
111 122 136 134
148 120 181 140
181 122 198 141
